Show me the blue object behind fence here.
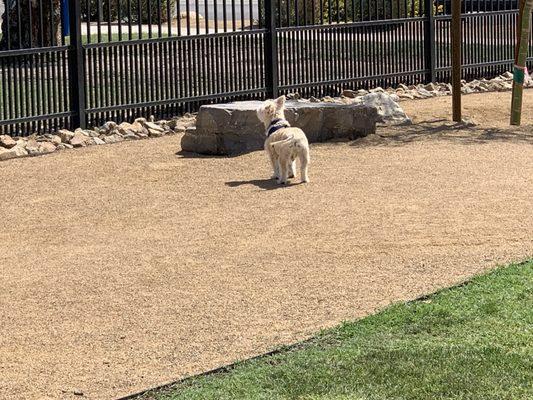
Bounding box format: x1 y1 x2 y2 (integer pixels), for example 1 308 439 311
61 0 69 36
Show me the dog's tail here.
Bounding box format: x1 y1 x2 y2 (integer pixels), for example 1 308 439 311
270 135 294 152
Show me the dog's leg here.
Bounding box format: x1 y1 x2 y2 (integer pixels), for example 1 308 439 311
288 160 296 179
300 147 310 183
273 156 281 180
266 145 279 179
278 157 289 184
275 158 282 181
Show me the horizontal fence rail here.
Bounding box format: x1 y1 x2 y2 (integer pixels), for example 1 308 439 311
0 0 532 136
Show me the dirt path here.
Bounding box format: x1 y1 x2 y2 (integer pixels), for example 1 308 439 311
1 91 532 399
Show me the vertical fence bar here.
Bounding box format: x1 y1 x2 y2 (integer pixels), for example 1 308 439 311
264 0 279 98
68 0 87 128
424 0 436 83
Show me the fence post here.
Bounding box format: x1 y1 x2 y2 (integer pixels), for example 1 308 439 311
67 0 87 129
264 0 279 98
424 0 436 83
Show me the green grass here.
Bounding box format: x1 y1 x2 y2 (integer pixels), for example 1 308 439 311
140 260 533 400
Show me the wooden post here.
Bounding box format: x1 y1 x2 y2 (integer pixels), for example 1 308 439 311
451 0 462 122
510 0 533 126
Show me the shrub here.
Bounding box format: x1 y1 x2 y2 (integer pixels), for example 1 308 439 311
82 0 176 24
277 0 426 25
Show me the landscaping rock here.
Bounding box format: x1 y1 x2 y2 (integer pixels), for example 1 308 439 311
135 132 149 139
25 139 57 155
58 129 75 143
398 92 415 100
0 145 28 161
147 129 165 137
359 92 411 125
76 128 99 138
157 120 174 132
122 132 139 140
38 134 62 145
116 122 143 138
172 124 187 133
36 134 52 142
132 121 150 135
116 122 132 133
0 135 17 148
57 143 74 150
424 83 437 92
70 132 92 148
167 119 180 130
142 121 163 132
439 83 452 94
103 134 124 144
100 121 118 134
136 119 166 137
416 87 435 98
181 100 379 155
37 142 57 154
25 139 40 155
342 89 357 98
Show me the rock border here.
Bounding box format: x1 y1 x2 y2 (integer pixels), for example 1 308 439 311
289 71 532 103
0 114 196 162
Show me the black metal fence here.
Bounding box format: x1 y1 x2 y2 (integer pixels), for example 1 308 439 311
0 0 532 136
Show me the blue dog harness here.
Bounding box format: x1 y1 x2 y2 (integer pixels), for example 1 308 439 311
267 118 291 137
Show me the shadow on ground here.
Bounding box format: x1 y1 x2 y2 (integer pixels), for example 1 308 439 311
175 150 225 159
226 178 305 190
348 120 533 148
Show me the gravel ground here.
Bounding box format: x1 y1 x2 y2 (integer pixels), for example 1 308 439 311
1 91 532 400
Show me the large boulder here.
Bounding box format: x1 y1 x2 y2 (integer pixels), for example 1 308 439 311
181 100 379 155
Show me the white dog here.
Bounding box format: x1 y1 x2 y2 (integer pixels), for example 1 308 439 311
256 96 310 184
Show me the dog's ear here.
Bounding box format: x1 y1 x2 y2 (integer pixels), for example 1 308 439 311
265 103 276 116
274 96 286 110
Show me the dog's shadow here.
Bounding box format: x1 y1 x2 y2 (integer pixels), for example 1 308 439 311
226 178 300 190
